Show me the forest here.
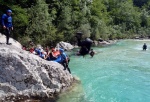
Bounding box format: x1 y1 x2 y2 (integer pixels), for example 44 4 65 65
0 0 150 46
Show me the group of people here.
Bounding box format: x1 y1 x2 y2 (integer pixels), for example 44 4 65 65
2 9 148 72
1 9 71 73
23 44 71 73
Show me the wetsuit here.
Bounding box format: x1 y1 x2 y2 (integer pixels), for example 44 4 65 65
2 13 13 44
80 46 89 57
143 44 147 50
60 52 71 73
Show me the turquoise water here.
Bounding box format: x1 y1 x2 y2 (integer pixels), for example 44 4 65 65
57 40 150 102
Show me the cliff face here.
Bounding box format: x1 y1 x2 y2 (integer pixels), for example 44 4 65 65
0 44 74 101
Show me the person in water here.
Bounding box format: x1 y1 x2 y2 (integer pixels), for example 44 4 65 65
59 48 71 73
1 9 13 45
89 49 95 57
143 43 147 51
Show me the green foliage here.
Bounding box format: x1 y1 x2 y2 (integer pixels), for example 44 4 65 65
1 0 150 46
18 35 31 46
25 0 52 45
12 5 28 39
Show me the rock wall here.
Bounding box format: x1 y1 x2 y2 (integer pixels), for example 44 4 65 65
0 44 74 101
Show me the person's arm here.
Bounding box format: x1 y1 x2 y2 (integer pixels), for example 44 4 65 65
2 14 6 29
44 52 49 60
9 17 13 30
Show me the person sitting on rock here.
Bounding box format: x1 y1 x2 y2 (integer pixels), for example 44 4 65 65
50 48 57 60
46 47 58 61
40 51 47 59
35 47 42 55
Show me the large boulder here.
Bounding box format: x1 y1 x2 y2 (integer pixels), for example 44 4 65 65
0 33 22 49
0 44 74 101
56 41 74 50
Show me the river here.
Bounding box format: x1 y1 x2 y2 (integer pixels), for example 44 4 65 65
57 39 150 102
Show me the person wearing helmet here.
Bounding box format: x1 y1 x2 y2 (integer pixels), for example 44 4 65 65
1 9 13 45
59 48 71 73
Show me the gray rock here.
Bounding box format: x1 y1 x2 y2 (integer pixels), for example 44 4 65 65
0 44 74 101
56 41 74 50
0 33 22 49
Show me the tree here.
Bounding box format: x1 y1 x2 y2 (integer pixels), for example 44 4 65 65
12 5 28 40
25 0 52 44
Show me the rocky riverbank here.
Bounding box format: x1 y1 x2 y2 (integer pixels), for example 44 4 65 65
0 44 76 101
93 39 117 46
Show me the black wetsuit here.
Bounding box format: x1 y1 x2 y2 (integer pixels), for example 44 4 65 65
143 44 147 50
80 46 89 57
2 13 13 44
60 54 71 73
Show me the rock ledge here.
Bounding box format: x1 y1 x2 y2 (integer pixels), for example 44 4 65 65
0 44 75 101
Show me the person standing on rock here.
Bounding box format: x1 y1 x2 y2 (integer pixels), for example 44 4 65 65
1 9 13 45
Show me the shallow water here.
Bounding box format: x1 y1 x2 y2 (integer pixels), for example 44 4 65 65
57 40 150 102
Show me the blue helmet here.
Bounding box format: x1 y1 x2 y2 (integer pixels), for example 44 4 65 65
59 48 64 52
7 9 12 13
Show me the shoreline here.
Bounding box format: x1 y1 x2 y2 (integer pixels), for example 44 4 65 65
133 38 150 41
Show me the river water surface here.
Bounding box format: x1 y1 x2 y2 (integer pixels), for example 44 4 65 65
57 40 150 102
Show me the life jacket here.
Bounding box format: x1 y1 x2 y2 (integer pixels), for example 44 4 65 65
52 51 60 57
49 51 60 60
1 14 12 27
